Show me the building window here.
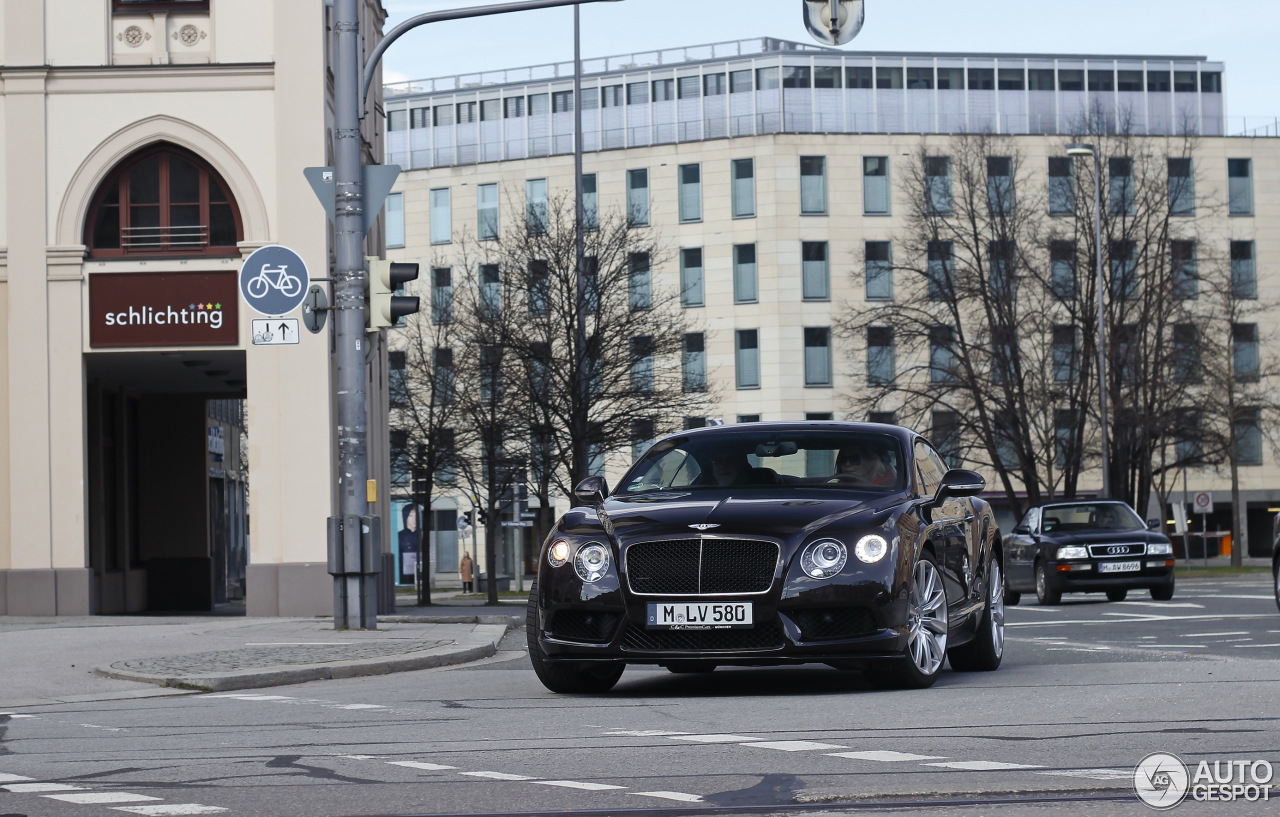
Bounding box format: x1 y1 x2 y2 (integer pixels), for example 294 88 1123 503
627 169 649 226
602 85 623 107
800 156 827 214
932 410 960 465
730 70 754 93
1235 407 1262 465
865 241 892 300
1052 325 1077 383
987 156 1013 215
678 163 702 222
1050 241 1076 300
703 73 727 96
1229 158 1254 215
738 414 762 423
868 411 897 425
756 66 780 90
684 416 708 430
677 76 701 99
907 67 934 89
867 326 895 385
407 107 429 129
989 240 1016 299
431 267 452 324
429 188 451 244
504 97 525 118
1168 157 1194 215
680 248 704 307
734 243 758 303
930 326 957 384
85 144 242 257
433 105 454 126
113 0 208 12
479 264 501 317
551 91 574 112
477 183 499 240
631 336 654 394
735 329 760 389
1109 157 1134 215
731 158 755 218
1233 323 1260 381
814 66 840 88
631 418 656 463
925 156 952 214
582 173 598 230
863 156 890 215
1176 409 1202 465
804 328 832 387
783 66 812 88
846 66 873 88
1171 240 1197 299
528 93 548 115
652 78 674 102
1109 240 1139 299
456 102 477 123
626 82 649 104
1231 241 1256 299
480 99 500 120
927 241 952 301
795 242 827 301
479 345 502 403
385 192 404 249
876 66 903 89
525 178 548 235
388 109 408 131
524 261 550 320
682 333 706 392
1048 157 1074 215
1171 324 1199 384
629 252 652 310
432 348 455 406
1054 409 1077 469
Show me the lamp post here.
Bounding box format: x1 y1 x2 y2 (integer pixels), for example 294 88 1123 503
1066 143 1111 499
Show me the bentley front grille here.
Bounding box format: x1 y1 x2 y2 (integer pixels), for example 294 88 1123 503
621 620 786 652
626 538 779 596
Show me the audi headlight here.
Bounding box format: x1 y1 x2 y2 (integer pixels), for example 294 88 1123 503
1147 542 1173 555
548 539 571 567
1057 545 1088 560
854 534 889 564
801 539 848 579
574 542 611 583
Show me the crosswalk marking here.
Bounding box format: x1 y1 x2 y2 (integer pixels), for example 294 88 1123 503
0 773 35 782
534 781 627 791
632 791 703 802
926 760 1045 771
112 806 229 816
828 750 946 762
460 771 537 781
742 740 846 751
389 761 456 771
3 783 85 792
671 733 757 743
44 792 163 804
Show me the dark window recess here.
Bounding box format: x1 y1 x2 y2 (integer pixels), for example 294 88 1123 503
114 0 207 11
86 143 241 258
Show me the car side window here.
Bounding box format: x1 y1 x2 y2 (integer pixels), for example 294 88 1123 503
913 440 946 497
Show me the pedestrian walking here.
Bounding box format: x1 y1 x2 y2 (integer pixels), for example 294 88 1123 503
459 551 474 594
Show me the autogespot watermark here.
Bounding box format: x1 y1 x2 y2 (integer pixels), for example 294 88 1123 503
1134 752 1275 809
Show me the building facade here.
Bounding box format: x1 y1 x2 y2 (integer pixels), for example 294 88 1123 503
0 0 389 616
385 38 1279 570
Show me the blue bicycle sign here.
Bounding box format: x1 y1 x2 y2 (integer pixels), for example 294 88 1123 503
239 245 310 316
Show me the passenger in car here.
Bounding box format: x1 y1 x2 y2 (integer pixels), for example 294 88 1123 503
835 444 896 486
707 449 779 486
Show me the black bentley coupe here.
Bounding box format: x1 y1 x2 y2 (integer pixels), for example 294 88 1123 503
1003 500 1177 605
526 422 1006 693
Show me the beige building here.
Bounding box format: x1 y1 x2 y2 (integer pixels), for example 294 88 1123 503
0 0 390 616
385 39 1280 564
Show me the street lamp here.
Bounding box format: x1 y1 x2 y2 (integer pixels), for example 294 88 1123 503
1066 143 1111 499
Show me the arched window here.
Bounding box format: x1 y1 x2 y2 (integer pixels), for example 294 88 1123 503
85 144 242 258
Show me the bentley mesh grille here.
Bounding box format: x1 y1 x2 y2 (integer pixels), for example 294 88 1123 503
787 607 878 641
548 610 622 644
621 620 786 652
626 538 779 595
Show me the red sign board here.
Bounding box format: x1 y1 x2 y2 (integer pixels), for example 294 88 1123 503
89 271 239 348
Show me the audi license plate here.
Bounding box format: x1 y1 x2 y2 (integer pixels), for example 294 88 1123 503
1098 561 1141 573
646 602 753 630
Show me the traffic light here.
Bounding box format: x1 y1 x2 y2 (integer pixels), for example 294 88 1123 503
477 508 489 526
366 257 420 328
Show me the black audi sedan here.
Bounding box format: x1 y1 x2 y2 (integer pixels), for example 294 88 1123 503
526 422 1006 693
1003 500 1176 605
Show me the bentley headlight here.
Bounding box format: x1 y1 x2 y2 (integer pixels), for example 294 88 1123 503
548 539 571 567
854 534 889 564
1057 545 1088 560
1147 542 1173 555
574 542 611 583
801 539 848 579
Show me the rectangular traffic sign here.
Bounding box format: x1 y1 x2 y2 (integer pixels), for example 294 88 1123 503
500 520 533 527
251 318 301 345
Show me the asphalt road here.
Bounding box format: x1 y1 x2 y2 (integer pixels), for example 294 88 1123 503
2 575 1277 817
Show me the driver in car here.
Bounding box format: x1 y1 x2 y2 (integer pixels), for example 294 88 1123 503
835 443 896 486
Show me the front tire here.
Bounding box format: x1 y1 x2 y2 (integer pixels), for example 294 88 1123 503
949 559 1005 672
526 581 624 693
1035 560 1062 605
1150 576 1176 601
868 551 948 690
1106 588 1129 602
1004 589 1022 606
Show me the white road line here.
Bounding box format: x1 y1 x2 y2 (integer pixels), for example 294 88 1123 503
3 783 85 793
1011 613 1276 626
1038 769 1133 781
1182 631 1249 637
389 761 457 771
741 741 846 751
631 791 703 802
925 761 1045 771
0 713 36 718
671 734 757 743
1115 601 1204 608
534 781 627 791
332 704 386 710
44 793 163 804
112 806 229 816
1183 595 1272 601
243 642 354 646
337 754 382 760
206 694 293 701
1144 644 1207 648
604 730 691 737
460 771 538 781
828 751 946 762
1233 643 1280 648
0 773 35 782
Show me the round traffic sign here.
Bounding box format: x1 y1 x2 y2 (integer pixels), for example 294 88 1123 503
1192 491 1213 513
239 245 310 316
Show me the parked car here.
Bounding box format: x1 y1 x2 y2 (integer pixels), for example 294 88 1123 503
526 422 1005 693
1272 514 1280 613
1004 500 1176 605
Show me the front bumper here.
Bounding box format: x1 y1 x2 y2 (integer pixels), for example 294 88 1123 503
1048 558 1176 592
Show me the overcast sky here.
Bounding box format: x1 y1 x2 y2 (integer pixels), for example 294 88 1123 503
379 0 1277 127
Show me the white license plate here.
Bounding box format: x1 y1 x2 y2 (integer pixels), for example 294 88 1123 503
1098 561 1141 573
646 602 753 630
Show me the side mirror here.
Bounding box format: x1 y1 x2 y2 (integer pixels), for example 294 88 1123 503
573 475 608 506
1147 519 1160 531
929 468 985 508
1012 525 1031 535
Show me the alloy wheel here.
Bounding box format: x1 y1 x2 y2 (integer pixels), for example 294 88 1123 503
988 562 1005 658
907 558 948 676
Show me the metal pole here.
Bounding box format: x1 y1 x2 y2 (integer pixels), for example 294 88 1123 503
332 0 376 630
1093 151 1111 499
573 5 590 485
